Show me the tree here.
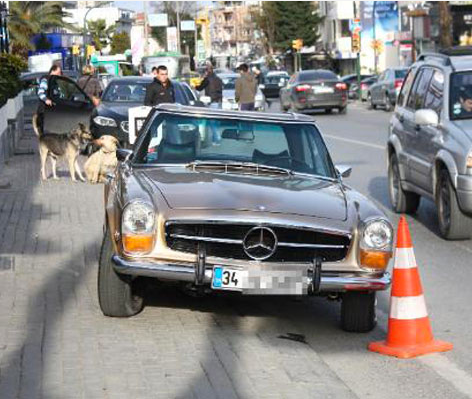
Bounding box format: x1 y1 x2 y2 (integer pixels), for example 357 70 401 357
8 1 73 56
110 32 130 55
86 19 115 51
438 2 453 49
254 2 323 53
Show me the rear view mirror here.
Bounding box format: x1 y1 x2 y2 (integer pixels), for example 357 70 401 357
335 164 352 178
221 129 255 141
116 148 133 162
414 109 439 127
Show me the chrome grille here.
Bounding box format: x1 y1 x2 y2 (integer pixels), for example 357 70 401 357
165 222 350 263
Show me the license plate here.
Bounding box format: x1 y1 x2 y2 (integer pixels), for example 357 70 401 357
212 266 245 291
313 86 334 94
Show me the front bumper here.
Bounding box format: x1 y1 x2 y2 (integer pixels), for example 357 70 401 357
112 255 391 293
456 174 472 214
91 121 128 143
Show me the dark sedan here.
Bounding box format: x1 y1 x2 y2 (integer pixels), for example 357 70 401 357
341 74 373 99
91 77 202 145
279 69 348 114
260 71 290 99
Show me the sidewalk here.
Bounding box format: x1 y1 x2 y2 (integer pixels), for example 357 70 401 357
0 128 356 399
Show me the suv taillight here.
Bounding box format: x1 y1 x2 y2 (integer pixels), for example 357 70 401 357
295 84 311 92
335 82 347 91
394 79 403 89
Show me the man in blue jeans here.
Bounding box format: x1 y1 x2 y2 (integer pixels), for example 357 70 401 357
235 63 257 111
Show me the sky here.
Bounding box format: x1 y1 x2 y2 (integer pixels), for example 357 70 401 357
114 1 213 13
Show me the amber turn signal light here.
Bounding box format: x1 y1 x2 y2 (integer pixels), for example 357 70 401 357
360 249 392 270
123 234 154 254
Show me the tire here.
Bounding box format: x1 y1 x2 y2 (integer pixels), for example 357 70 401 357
368 93 376 110
384 94 393 112
388 154 420 214
436 169 472 240
338 106 347 114
341 291 376 333
98 229 144 317
325 108 333 114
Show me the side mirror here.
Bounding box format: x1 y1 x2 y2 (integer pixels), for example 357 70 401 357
414 109 439 127
200 95 211 105
335 164 352 178
116 148 133 162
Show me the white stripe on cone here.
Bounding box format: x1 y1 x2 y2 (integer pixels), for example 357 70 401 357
394 247 417 270
390 295 428 320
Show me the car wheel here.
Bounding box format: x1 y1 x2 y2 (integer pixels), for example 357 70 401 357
341 291 376 333
388 154 420 213
384 94 393 112
368 93 376 110
325 108 332 114
436 169 472 240
98 229 145 317
338 106 347 114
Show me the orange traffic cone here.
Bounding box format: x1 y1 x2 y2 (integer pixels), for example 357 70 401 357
368 216 453 359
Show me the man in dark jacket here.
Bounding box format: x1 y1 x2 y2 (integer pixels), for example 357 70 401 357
195 63 223 109
144 65 175 106
36 64 62 135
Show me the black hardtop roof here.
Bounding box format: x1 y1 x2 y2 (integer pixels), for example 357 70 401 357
153 103 316 123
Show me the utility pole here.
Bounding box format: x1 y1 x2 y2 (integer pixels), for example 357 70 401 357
194 2 198 65
373 1 377 74
143 1 149 57
176 2 181 53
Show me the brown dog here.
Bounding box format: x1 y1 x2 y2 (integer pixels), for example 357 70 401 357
84 135 119 184
32 114 93 182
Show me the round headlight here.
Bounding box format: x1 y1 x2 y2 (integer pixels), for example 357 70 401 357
122 201 155 234
362 219 393 250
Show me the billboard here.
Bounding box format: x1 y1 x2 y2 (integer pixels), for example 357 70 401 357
180 20 195 31
149 14 168 27
360 1 398 44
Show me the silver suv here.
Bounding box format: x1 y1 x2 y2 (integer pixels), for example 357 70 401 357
388 49 472 240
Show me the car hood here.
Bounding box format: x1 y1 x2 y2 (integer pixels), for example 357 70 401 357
98 101 142 119
139 167 347 221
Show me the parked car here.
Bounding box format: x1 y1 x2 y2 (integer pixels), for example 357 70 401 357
280 69 348 114
39 75 202 146
368 67 408 111
218 72 266 111
20 70 78 122
388 49 472 239
341 74 373 99
260 71 290 99
98 103 394 332
360 76 378 101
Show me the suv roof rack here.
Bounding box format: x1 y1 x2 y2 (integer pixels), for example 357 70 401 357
439 46 472 56
417 52 451 66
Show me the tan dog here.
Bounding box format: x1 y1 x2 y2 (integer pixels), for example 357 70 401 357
32 114 93 181
84 135 119 184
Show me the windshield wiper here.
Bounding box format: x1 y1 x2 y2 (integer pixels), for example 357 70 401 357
187 160 293 176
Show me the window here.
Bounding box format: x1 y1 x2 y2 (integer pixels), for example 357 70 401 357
340 20 350 37
49 77 86 103
299 70 338 81
450 72 472 120
397 68 416 108
424 70 444 116
134 114 336 178
406 68 433 110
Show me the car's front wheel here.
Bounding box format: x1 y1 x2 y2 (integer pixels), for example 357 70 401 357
384 94 393 112
98 229 144 317
388 154 420 213
341 291 376 332
436 169 472 240
368 93 376 110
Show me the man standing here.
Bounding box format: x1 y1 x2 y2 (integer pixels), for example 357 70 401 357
195 62 223 109
36 64 62 135
77 64 102 107
235 64 257 111
144 65 175 106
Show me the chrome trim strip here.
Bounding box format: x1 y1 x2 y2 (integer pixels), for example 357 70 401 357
168 233 346 249
111 256 390 292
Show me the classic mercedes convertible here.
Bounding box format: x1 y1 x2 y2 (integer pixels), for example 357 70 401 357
99 104 393 332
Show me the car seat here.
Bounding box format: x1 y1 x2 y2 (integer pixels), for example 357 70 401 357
157 122 198 163
252 149 290 169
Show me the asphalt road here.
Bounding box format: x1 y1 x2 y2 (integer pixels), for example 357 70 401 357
266 99 472 398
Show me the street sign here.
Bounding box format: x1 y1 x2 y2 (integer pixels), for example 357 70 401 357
351 32 361 53
149 13 168 27
292 38 303 50
180 20 195 31
197 40 205 60
166 27 178 52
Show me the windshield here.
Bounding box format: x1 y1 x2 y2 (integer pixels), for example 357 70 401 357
102 82 148 102
395 69 407 79
133 114 336 178
220 76 238 90
450 72 472 120
300 70 337 81
266 75 288 84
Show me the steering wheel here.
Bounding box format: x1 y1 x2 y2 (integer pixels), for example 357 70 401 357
260 156 312 171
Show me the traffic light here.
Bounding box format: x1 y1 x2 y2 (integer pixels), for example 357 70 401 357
72 45 80 55
351 32 361 53
292 38 303 51
196 17 209 25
